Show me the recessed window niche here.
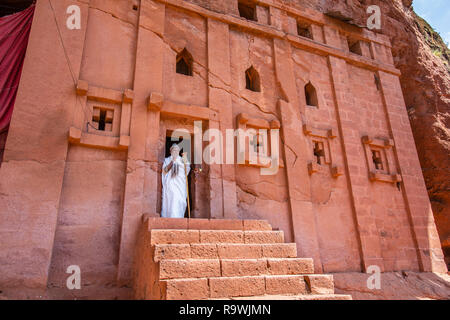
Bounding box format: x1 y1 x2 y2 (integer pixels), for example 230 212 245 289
238 1 257 21
176 48 193 76
245 66 261 92
347 37 363 56
305 82 318 107
92 107 114 132
297 21 313 39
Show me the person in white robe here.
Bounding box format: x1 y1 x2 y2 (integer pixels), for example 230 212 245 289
161 144 190 218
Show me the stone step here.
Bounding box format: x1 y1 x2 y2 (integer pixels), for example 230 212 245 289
160 278 210 300
150 229 284 245
144 216 273 231
304 274 335 294
160 259 221 279
134 217 351 300
222 258 314 277
159 258 314 279
159 274 335 300
153 243 298 261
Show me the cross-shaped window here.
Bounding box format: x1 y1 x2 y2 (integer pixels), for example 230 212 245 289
92 107 113 132
372 150 384 170
313 141 325 165
250 132 265 153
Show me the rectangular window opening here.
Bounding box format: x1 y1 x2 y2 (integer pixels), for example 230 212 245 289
348 37 363 56
372 150 384 171
238 1 257 21
297 21 312 39
92 107 113 132
313 141 325 165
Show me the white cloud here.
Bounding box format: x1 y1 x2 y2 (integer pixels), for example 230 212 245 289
444 32 450 46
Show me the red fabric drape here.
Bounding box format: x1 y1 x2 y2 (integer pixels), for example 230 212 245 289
0 5 34 133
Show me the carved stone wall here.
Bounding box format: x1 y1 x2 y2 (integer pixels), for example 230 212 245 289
0 0 446 291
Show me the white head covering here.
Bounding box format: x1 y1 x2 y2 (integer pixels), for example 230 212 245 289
170 143 180 153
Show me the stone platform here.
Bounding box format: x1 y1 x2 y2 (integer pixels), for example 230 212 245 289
133 217 352 300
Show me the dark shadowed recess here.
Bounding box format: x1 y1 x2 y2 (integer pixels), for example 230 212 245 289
0 0 34 17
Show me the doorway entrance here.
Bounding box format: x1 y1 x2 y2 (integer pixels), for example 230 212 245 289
165 133 194 218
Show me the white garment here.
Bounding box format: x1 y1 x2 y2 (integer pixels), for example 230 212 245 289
161 156 190 218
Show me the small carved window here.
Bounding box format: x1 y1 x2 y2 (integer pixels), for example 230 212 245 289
245 66 261 92
348 38 362 56
372 150 384 171
313 141 325 165
297 21 312 39
238 1 257 21
92 107 113 132
176 48 193 76
251 132 266 153
305 82 318 107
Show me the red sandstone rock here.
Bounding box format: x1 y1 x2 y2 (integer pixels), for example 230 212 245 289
159 259 221 279
333 272 450 300
244 231 284 244
265 275 308 295
161 278 210 300
262 243 297 258
133 218 349 300
150 229 200 244
199 230 244 243
217 244 263 259
267 258 314 275
221 259 267 277
209 276 266 298
243 219 273 231
190 243 219 259
290 0 450 270
153 244 191 262
305 275 335 294
0 0 448 299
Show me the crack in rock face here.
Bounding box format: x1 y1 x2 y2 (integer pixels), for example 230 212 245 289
280 0 450 271
176 0 450 269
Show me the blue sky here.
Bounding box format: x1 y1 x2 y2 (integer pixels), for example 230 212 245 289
413 0 450 46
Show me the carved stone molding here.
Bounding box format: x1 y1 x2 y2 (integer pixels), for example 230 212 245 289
69 80 133 150
362 135 402 183
303 124 342 178
147 92 218 121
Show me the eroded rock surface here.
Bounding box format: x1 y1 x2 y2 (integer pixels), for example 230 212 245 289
280 0 450 271
334 271 450 300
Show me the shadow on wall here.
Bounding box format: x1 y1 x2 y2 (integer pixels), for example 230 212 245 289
0 2 34 166
0 0 34 17
0 128 7 165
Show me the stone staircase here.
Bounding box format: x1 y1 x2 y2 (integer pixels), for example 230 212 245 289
133 217 352 300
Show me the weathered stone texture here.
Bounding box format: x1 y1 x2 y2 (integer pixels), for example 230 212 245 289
0 0 447 298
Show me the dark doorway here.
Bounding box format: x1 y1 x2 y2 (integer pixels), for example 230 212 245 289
165 134 194 218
